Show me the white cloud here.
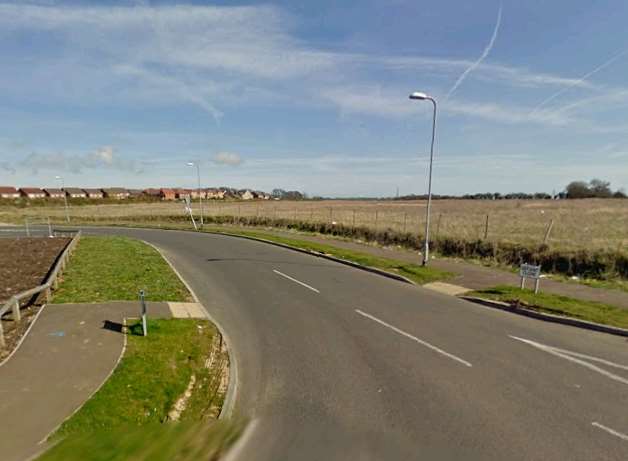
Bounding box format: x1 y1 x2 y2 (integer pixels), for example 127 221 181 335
0 2 611 127
212 152 243 166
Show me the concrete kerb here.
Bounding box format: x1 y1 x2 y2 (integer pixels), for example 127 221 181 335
143 240 238 421
462 296 628 338
0 304 48 369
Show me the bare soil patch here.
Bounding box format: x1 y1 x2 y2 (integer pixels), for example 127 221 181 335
0 237 70 304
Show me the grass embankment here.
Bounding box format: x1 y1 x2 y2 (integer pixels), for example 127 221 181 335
53 236 191 303
470 285 628 329
205 226 452 285
41 319 237 461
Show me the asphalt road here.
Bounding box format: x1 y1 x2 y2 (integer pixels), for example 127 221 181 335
10 226 628 460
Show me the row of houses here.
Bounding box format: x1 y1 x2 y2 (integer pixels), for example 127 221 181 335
0 186 271 201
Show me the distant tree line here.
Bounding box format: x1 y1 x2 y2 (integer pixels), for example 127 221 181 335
565 179 626 199
271 188 306 200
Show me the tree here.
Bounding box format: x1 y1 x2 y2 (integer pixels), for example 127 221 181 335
589 178 612 198
613 188 627 199
565 181 591 199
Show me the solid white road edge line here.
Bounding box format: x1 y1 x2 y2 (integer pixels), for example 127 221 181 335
509 336 628 386
222 418 260 461
273 269 320 293
592 422 628 442
355 309 472 367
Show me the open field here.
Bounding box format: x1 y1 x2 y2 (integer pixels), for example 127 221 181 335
2 198 626 253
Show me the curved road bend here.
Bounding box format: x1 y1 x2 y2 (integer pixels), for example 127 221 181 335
81 228 626 460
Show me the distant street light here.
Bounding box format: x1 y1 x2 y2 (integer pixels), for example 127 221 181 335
409 91 437 266
187 162 204 227
55 175 70 223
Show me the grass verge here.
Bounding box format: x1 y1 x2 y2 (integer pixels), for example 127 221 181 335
41 318 236 461
53 236 191 303
204 226 453 285
469 285 628 329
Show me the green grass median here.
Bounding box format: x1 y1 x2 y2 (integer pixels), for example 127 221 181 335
469 285 628 329
40 318 236 461
53 236 191 303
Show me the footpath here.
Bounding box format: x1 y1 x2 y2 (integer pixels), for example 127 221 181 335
241 227 628 309
0 301 206 461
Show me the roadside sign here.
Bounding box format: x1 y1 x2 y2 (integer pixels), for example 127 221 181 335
519 263 542 294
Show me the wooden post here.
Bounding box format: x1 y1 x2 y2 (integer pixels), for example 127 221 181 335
403 213 408 233
0 321 5 348
484 214 490 240
45 287 52 304
543 219 554 244
352 210 356 228
12 298 21 322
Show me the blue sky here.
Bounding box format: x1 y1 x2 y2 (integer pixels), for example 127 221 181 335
1 0 628 196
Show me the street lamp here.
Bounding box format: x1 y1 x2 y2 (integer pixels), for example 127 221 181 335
409 91 437 266
55 175 70 223
187 162 204 227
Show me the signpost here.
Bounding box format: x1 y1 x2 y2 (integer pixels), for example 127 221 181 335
519 263 542 294
184 196 198 231
139 289 147 337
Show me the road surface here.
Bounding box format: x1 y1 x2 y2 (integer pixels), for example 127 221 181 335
12 227 628 460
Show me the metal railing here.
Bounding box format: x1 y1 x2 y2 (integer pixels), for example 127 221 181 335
0 230 81 348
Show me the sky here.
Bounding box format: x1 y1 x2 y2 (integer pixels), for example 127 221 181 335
1 0 628 197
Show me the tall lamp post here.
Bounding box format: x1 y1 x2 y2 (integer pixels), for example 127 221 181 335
187 162 204 227
55 175 70 223
409 91 437 266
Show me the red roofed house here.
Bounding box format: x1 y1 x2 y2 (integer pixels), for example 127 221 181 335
160 188 176 200
19 187 46 199
83 188 104 199
44 188 65 199
0 187 20 199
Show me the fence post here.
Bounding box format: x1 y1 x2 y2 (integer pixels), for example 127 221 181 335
352 210 356 228
543 219 554 245
484 214 490 240
12 297 21 322
139 290 147 337
0 321 5 348
403 213 408 233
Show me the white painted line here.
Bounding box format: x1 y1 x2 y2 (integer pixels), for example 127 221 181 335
273 269 320 293
592 422 628 442
509 336 628 386
355 309 472 367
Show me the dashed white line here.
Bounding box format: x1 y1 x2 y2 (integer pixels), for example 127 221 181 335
355 309 472 367
509 336 628 386
592 422 628 442
273 269 320 293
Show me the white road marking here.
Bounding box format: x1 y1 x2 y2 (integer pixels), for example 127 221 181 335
509 336 628 386
355 309 472 367
592 422 628 442
273 269 320 293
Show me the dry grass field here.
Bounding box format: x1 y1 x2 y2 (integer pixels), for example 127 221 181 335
1 198 627 253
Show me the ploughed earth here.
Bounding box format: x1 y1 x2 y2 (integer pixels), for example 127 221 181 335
0 237 70 304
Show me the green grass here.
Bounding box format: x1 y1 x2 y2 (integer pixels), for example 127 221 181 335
40 319 235 461
470 285 628 329
53 236 191 303
204 226 452 285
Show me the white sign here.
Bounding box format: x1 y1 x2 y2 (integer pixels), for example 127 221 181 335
519 264 541 279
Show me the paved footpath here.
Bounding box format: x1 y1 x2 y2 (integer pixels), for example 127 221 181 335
0 301 203 461
248 228 628 309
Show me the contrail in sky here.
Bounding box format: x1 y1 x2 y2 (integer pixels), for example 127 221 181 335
446 4 503 99
530 48 628 114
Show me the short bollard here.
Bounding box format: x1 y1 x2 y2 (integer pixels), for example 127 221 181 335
139 290 147 337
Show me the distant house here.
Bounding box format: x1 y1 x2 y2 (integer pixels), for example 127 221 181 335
102 188 129 199
144 188 162 199
160 188 176 200
206 188 226 199
174 188 191 200
0 186 20 199
44 188 65 199
83 188 104 199
19 187 46 199
64 188 87 199
127 189 143 198
240 190 254 200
